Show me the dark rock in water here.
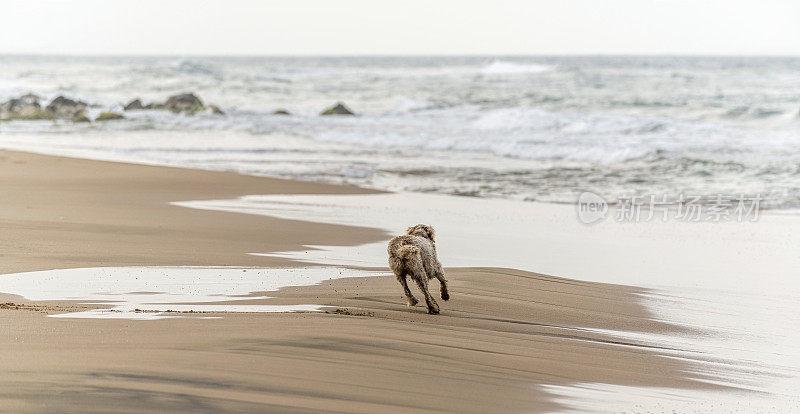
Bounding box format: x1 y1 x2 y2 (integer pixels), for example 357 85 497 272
207 104 225 115
0 93 53 120
164 93 204 113
45 96 88 119
273 109 291 115
321 102 355 116
124 99 144 111
72 113 91 123
95 111 124 121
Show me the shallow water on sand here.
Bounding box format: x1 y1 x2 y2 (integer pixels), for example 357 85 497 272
174 193 799 293
176 192 800 408
0 266 381 320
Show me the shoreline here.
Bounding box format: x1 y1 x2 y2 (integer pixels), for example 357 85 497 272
0 149 386 275
0 149 752 412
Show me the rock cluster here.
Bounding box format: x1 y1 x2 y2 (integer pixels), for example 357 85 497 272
0 92 227 123
2 92 360 122
125 93 224 115
1 94 52 121
1 94 95 122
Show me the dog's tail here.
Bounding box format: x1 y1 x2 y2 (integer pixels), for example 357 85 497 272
396 245 420 260
396 244 427 281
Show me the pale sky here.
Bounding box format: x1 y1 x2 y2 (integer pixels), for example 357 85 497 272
1 0 798 56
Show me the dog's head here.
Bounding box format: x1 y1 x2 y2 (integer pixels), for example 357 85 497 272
406 224 435 242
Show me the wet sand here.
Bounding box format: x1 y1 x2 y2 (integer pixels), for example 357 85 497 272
0 150 719 413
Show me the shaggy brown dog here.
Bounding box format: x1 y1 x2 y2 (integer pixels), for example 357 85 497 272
387 224 449 314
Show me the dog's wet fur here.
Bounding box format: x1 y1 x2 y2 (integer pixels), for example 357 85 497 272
387 224 449 314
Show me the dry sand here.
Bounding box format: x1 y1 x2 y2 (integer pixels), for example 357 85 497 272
0 150 719 413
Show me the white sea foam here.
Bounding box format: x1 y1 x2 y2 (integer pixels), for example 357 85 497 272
480 60 551 75
541 383 799 413
390 95 435 113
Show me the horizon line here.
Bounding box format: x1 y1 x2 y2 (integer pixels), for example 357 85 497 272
1 52 799 59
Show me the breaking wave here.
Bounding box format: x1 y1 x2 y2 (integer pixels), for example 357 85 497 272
480 60 552 75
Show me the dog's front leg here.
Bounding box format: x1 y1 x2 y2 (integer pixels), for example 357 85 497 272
433 266 449 301
438 277 449 301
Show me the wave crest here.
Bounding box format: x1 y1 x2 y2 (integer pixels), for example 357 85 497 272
480 60 551 75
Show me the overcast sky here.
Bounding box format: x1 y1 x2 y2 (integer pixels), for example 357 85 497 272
1 0 798 56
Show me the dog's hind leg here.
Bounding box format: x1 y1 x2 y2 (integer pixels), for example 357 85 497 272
396 273 418 307
399 245 439 314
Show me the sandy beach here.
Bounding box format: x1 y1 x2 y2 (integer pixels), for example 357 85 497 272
0 149 733 413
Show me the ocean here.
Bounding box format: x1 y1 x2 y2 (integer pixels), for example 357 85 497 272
1 55 799 208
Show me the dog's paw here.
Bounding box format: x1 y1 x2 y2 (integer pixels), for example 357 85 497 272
441 291 450 301
427 306 440 315
406 297 419 307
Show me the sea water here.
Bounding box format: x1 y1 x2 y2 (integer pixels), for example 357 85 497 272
0 55 798 208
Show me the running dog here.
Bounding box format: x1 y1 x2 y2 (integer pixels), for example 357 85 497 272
387 224 449 314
